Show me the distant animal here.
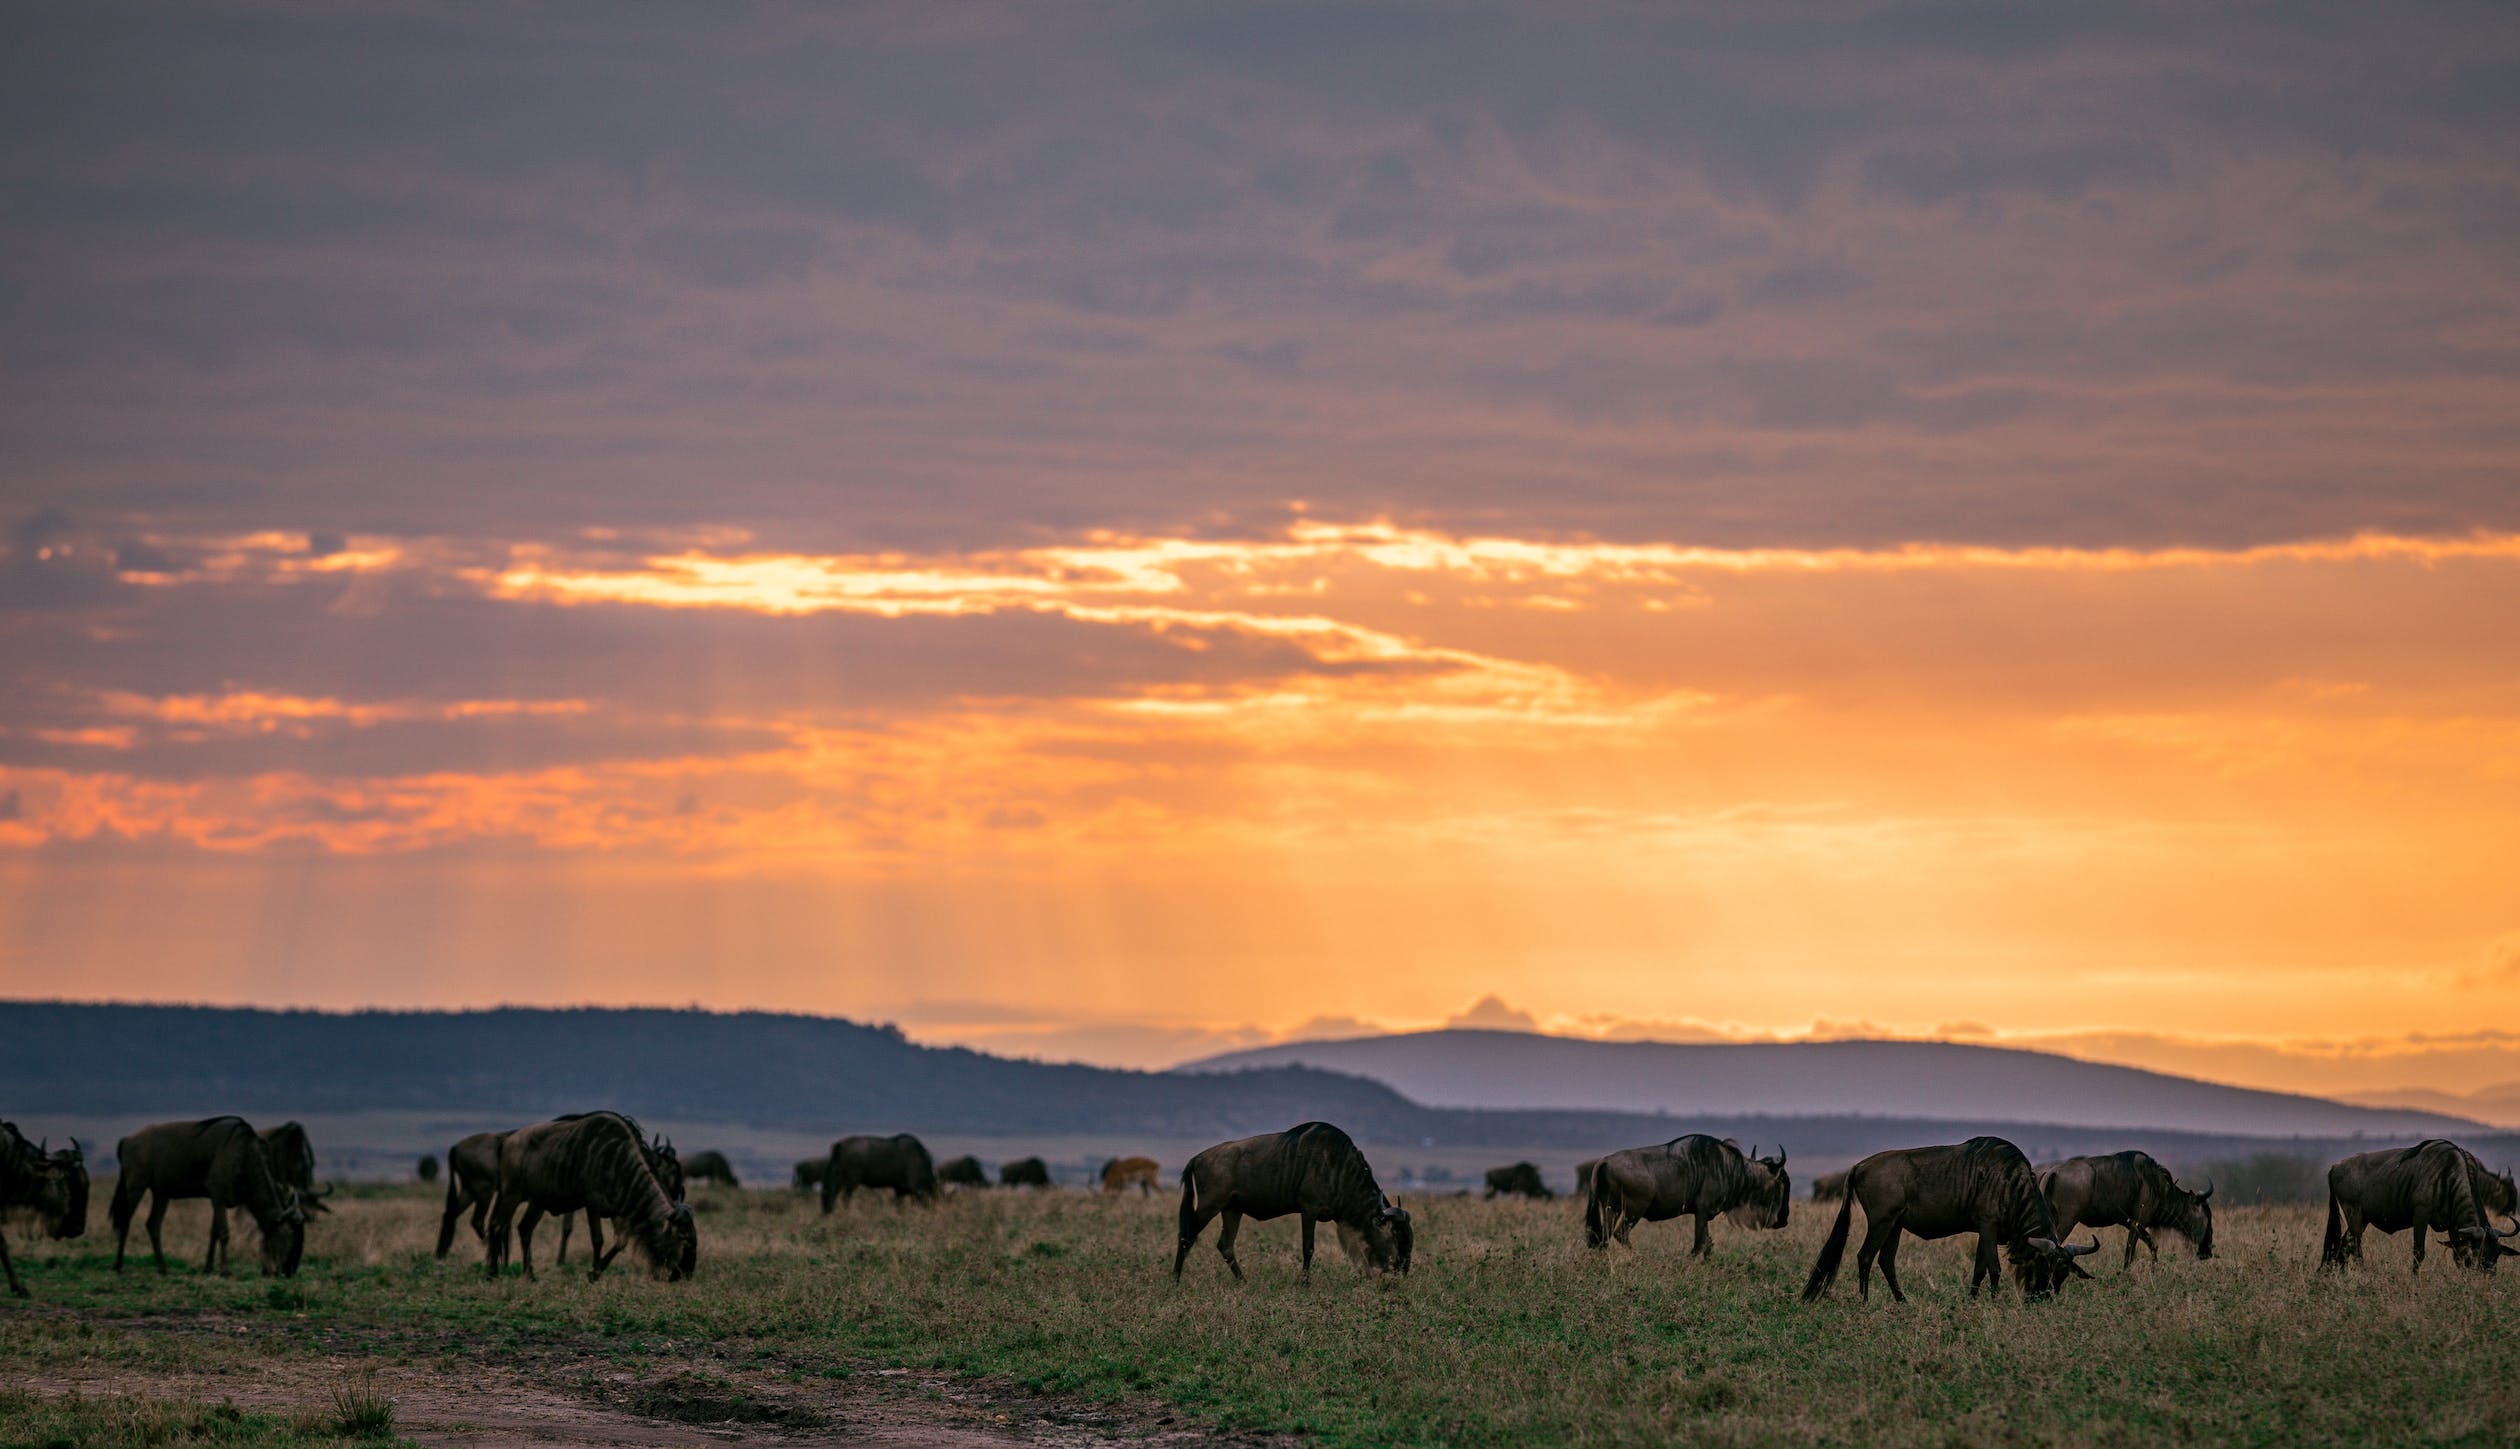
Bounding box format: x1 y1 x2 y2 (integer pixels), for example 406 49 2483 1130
1801 1136 2098 1303
792 1158 827 1193
437 1130 509 1259
682 1150 739 1188
1573 1158 1600 1198
1484 1162 1553 1200
2039 1152 2214 1267
1000 1156 1053 1188
2321 1139 2518 1274
821 1134 939 1211
1101 1156 1160 1194
1585 1137 1788 1256
416 1153 439 1184
1174 1121 1412 1279
2450 1146 2519 1270
1810 1170 1849 1202
0 1120 87 1297
111 1117 321 1278
258 1121 316 1192
938 1154 989 1189
484 1111 694 1282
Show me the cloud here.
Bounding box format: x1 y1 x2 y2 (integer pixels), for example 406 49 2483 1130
1445 994 1541 1033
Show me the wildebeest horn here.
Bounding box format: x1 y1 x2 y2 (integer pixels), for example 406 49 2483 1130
2027 1236 2057 1252
2197 1177 2213 1202
2063 1237 2100 1256
1773 1145 1787 1169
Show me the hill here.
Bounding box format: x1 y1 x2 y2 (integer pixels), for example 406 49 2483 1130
1182 1029 2483 1138
2339 1080 2520 1129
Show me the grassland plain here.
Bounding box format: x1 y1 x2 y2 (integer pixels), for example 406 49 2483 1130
2 1180 2515 1447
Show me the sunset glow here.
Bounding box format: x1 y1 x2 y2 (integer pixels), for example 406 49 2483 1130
6 2 2519 1101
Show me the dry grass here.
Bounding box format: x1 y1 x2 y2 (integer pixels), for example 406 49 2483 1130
3 1180 2515 1446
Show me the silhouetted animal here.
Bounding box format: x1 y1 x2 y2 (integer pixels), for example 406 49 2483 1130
484 1112 694 1282
259 1121 316 1192
1484 1162 1552 1200
2450 1146 2519 1270
2321 1140 2517 1274
552 1116 682 1268
111 1117 317 1278
2039 1151 2214 1267
1000 1156 1053 1188
821 1134 938 1210
416 1153 439 1184
793 1158 827 1192
0 1121 86 1297
1586 1137 1788 1255
1174 1122 1411 1279
1101 1156 1160 1194
1801 1136 2098 1303
1810 1170 1849 1202
937 1154 988 1189
683 1150 739 1188
437 1130 508 1259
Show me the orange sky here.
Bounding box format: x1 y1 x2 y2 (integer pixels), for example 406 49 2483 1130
5 4 2519 1102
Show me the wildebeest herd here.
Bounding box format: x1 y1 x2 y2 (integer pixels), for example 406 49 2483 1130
2 1113 2513 1305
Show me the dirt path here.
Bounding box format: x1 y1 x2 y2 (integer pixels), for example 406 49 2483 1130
18 1353 1246 1447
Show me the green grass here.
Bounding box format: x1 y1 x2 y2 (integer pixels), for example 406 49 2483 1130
3 1182 2515 1446
0 1387 405 1448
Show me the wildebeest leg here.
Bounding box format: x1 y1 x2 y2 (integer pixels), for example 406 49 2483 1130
205 1201 228 1274
2410 1224 2426 1275
145 1190 172 1275
1215 1209 1246 1280
469 1188 492 1241
556 1210 572 1264
1300 1215 1316 1274
484 1193 515 1280
111 1180 138 1271
1855 1213 1901 1303
585 1214 613 1281
0 1230 22 1296
1876 1229 1907 1303
1173 1189 1222 1279
1691 1211 1713 1259
2343 1207 2365 1263
518 1204 544 1280
1612 1206 1636 1247
1968 1231 1995 1296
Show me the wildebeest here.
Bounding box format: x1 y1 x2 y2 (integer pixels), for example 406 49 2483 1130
1173 1121 1412 1279
2039 1151 2214 1267
484 1111 695 1282
682 1150 739 1188
1001 1156 1053 1188
938 1154 989 1189
111 1117 317 1278
552 1117 681 1268
0 1120 86 1297
1485 1162 1553 1200
259 1121 316 1192
793 1158 828 1193
1101 1156 1160 1194
1810 1170 1849 1202
2450 1146 2519 1270
821 1133 939 1210
1801 1136 2098 1303
2321 1139 2518 1274
437 1129 508 1258
1585 1137 1788 1255
416 1153 439 1184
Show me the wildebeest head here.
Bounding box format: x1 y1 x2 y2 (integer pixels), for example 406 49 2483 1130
2007 1234 2100 1296
30 1136 89 1241
1729 1145 1792 1230
261 1191 310 1277
1352 1195 1413 1275
659 1200 699 1281
2171 1177 2215 1259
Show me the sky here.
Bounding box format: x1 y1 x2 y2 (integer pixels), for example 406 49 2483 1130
4 2 2519 1100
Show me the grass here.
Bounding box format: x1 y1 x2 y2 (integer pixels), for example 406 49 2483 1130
0 1387 405 1448
2 1181 2515 1446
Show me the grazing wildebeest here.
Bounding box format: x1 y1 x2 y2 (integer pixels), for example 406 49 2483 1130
2450 1146 2519 1270
1585 1137 1788 1256
821 1134 939 1211
1801 1136 2098 1303
437 1130 508 1259
682 1150 739 1188
1101 1156 1160 1194
1485 1162 1553 1200
938 1154 989 1189
416 1153 439 1184
1173 1121 1412 1280
111 1117 317 1278
2321 1139 2518 1274
554 1117 683 1268
793 1158 828 1193
2039 1151 2214 1268
259 1121 316 1192
1810 1170 1849 1202
0 1121 86 1297
484 1112 694 1282
1000 1156 1053 1188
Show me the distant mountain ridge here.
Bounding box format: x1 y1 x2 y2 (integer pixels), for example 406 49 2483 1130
2339 1081 2520 1129
1182 1029 2484 1138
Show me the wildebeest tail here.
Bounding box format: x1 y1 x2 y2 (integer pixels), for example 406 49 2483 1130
1801 1191 1856 1301
2319 1185 2347 1270
434 1158 465 1257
